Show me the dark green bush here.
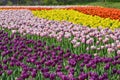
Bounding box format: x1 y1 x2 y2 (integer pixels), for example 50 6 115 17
0 0 120 5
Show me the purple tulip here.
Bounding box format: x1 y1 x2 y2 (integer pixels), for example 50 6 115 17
0 71 3 76
117 70 120 74
103 72 108 79
91 64 96 69
65 65 70 70
69 58 77 67
112 68 117 74
41 68 49 73
6 70 13 75
3 65 8 70
86 63 91 68
31 72 37 78
50 73 56 80
104 63 110 70
3 59 8 64
16 77 23 80
0 64 3 69
43 72 50 78
63 52 71 58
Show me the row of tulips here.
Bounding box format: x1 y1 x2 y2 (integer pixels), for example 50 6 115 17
1 6 120 21
0 6 52 10
0 10 120 57
0 29 120 80
67 6 120 21
0 6 90 10
32 9 120 30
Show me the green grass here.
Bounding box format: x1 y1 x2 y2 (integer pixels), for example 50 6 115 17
78 2 120 9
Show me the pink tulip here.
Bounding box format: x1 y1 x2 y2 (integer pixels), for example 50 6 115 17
107 48 114 53
12 30 16 33
117 50 120 55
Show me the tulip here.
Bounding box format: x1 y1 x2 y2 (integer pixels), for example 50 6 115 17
6 70 13 75
91 64 96 69
107 48 114 53
43 72 50 78
3 65 8 70
16 77 23 80
31 72 37 78
50 73 56 80
69 59 76 67
3 59 7 64
117 50 120 55
73 42 80 48
0 71 3 76
104 63 110 70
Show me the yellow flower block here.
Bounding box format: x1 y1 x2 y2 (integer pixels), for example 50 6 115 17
32 9 120 30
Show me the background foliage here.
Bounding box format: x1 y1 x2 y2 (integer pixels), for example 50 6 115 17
0 0 120 5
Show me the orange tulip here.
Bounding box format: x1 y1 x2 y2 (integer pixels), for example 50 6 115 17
66 6 120 21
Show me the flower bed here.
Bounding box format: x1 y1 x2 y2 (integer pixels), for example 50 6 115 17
0 10 120 56
0 29 120 80
0 7 120 80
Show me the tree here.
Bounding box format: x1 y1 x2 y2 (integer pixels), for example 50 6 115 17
11 0 18 5
103 0 106 2
19 0 27 5
2 0 8 5
31 0 41 5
